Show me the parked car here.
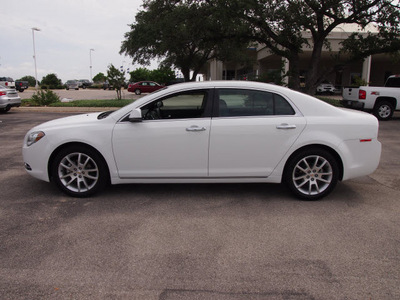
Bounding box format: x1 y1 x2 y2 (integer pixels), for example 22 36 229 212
102 81 112 90
0 84 21 112
127 81 165 95
316 81 338 94
15 80 29 92
22 81 381 200
0 77 15 89
65 80 79 90
103 80 129 90
78 79 92 89
342 75 400 120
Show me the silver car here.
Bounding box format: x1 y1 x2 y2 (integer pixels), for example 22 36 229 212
65 80 79 90
0 84 21 112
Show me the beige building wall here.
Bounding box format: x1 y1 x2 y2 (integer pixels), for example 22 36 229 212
206 31 400 88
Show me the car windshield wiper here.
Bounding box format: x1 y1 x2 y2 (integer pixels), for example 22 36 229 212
97 110 115 119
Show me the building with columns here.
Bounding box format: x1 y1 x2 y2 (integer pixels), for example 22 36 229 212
205 31 400 89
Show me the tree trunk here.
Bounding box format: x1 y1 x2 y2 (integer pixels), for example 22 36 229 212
287 53 301 91
305 38 324 95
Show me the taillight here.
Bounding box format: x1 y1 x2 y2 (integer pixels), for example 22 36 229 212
359 89 366 100
0 91 6 96
5 82 8 86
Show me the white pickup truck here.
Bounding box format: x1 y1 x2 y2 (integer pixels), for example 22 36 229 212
342 75 400 121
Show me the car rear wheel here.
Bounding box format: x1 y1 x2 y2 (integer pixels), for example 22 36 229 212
373 101 394 121
284 148 339 200
51 145 108 197
135 89 141 95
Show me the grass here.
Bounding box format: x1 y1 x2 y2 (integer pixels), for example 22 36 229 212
316 96 343 107
22 99 134 107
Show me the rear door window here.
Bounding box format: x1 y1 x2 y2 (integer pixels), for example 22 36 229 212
217 89 295 117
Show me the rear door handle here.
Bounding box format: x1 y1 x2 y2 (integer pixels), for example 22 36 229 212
186 126 206 132
276 123 296 130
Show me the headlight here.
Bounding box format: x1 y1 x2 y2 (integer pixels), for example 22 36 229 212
27 131 45 146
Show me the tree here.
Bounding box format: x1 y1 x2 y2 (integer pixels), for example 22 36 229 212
92 72 107 83
120 0 250 81
18 75 37 87
129 68 151 82
222 0 400 93
129 66 176 84
106 64 126 99
41 73 62 89
149 66 176 84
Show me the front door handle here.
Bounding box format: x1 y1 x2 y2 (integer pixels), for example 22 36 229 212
186 126 206 132
276 123 297 130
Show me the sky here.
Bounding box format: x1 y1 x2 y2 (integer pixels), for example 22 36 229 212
0 0 157 83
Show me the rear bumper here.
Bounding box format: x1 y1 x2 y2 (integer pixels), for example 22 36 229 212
0 97 21 109
339 139 381 181
341 100 365 110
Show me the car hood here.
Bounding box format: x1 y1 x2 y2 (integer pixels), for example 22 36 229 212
31 112 103 131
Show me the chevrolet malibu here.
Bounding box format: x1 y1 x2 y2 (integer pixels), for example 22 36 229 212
23 81 381 200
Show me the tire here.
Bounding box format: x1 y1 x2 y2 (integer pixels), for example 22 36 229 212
51 145 109 197
135 89 141 95
284 148 339 200
373 101 394 121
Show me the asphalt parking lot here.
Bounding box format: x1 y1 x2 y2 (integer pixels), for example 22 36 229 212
0 109 399 299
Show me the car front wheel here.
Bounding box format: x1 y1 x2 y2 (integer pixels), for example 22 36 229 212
51 145 108 197
284 148 339 200
135 89 141 95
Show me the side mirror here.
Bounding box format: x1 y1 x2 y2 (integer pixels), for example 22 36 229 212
128 108 142 122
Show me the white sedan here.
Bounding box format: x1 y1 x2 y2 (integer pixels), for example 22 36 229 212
23 81 381 200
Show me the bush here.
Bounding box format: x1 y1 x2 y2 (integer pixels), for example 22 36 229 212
41 73 63 89
31 90 61 106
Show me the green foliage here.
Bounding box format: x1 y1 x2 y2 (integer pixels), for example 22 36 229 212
351 76 368 87
150 66 176 84
129 67 176 84
341 32 400 62
256 71 283 86
41 73 63 89
219 0 400 93
92 72 107 83
130 68 151 82
18 75 37 87
121 0 250 81
316 97 343 107
31 90 60 106
106 64 126 99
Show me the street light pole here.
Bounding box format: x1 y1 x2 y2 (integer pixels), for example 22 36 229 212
31 27 41 90
89 49 95 81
